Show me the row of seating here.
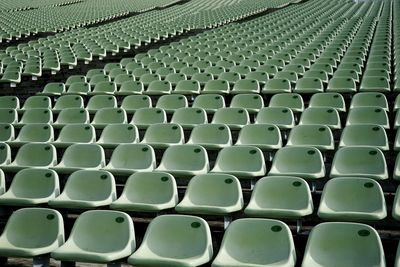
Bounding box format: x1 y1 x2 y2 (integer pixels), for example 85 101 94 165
0 207 391 266
0 142 393 180
0 169 396 222
0 121 392 152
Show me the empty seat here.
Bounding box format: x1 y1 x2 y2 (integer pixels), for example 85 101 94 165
131 108 167 129
49 170 116 209
52 95 84 113
128 215 212 266
392 186 400 220
299 107 341 129
97 124 138 148
66 82 91 95
295 77 324 93
141 123 184 148
231 79 260 94
211 108 249 130
269 147 325 179
262 78 291 94
146 80 172 95
0 96 19 109
0 208 64 262
120 95 152 114
339 125 388 150
176 174 243 215
346 107 389 129
155 94 188 113
0 109 18 124
330 147 388 180
17 108 53 126
20 96 52 111
235 124 282 151
53 108 89 127
187 124 232 149
11 124 54 146
54 124 95 147
245 176 313 218
211 146 266 178
326 77 356 93
192 94 225 114
269 93 304 112
318 177 386 221
0 168 59 206
86 95 117 114
0 123 14 142
117 81 144 95
89 81 117 95
301 222 385 267
2 143 56 172
286 125 334 151
110 172 178 212
212 218 295 267
0 142 11 166
171 107 207 129
255 107 295 129
202 80 230 94
156 145 209 177
52 144 105 174
91 108 127 129
230 94 264 113
103 144 155 175
309 93 346 112
350 93 388 111
51 210 135 264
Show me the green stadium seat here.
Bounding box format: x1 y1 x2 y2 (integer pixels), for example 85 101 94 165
170 107 207 129
0 142 11 166
17 108 53 126
89 81 117 95
392 186 400 220
346 107 389 129
212 218 295 267
235 124 282 151
120 95 152 114
39 83 66 96
262 78 291 94
192 94 225 114
187 124 231 150
110 172 178 212
309 93 346 112
91 108 127 129
141 123 184 149
360 76 390 92
176 174 243 215
287 125 334 151
318 177 386 221
202 80 230 94
299 107 341 129
230 94 264 113
128 215 212 266
155 94 188 113
0 96 19 109
330 147 388 180
0 109 18 124
53 124 96 148
156 145 209 177
51 210 135 264
66 82 91 95
53 108 89 128
49 170 116 209
86 95 117 113
130 108 167 129
65 75 86 86
245 176 313 218
97 124 138 148
117 81 144 95
146 80 172 95
0 123 14 142
53 95 84 113
301 222 385 267
0 208 64 264
174 80 201 95
52 144 105 174
350 93 388 111
211 107 249 130
326 77 356 93
269 93 304 112
231 79 260 94
269 147 325 179
339 125 388 151
255 107 295 130
211 146 266 178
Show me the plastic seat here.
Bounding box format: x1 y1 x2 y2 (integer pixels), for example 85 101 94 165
17 108 52 126
52 144 105 174
330 147 388 180
52 95 84 113
360 76 390 92
156 145 209 177
212 218 295 267
146 80 172 95
211 108 249 130
103 144 155 175
155 94 188 113
339 125 388 150
141 123 184 149
392 185 400 220
0 123 14 142
173 80 201 95
88 81 116 95
0 96 19 109
299 107 341 129
235 124 281 151
192 94 225 114
187 124 232 150
0 168 59 206
245 176 313 218
0 109 18 124
66 82 91 95
131 108 167 129
269 147 325 179
346 107 389 129
350 93 388 111
54 124 96 148
3 143 56 172
295 77 324 93
20 96 52 111
97 124 139 148
211 146 266 179
128 215 212 267
327 77 357 93
117 81 144 95
287 125 334 151
231 79 260 94
53 108 89 128
309 93 346 112
66 75 86 86
262 78 291 94
318 177 386 221
86 95 117 113
0 142 11 166
39 83 66 96
301 222 385 267
269 93 304 112
176 174 243 215
110 172 178 212
230 94 264 113
0 208 64 260
255 107 295 130
120 95 152 114
91 108 127 129
165 73 187 86
51 210 135 264
12 124 54 146
202 80 230 94
49 170 116 209
170 108 207 129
